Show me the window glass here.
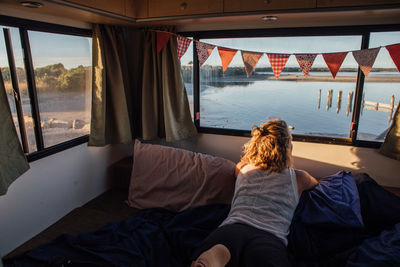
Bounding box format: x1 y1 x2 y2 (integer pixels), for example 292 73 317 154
180 39 194 119
357 31 400 141
199 36 361 137
0 26 37 153
28 30 92 148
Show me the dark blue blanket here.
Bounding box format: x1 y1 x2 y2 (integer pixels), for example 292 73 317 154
5 205 230 267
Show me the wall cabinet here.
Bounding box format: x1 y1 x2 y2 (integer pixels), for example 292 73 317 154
223 0 316 13
317 0 400 8
148 0 223 17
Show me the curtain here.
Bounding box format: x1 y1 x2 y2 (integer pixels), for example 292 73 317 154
379 100 400 160
89 25 196 146
0 68 29 195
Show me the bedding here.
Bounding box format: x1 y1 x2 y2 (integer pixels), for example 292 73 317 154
4 171 400 267
4 142 400 266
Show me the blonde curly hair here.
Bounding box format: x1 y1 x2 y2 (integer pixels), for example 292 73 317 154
241 120 292 173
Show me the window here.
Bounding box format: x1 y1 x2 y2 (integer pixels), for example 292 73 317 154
183 26 400 146
0 19 92 160
198 36 361 138
358 31 400 142
28 30 92 148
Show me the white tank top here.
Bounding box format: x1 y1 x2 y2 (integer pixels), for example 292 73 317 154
220 164 299 245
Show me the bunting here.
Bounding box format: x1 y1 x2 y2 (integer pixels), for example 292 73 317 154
267 53 290 79
295 54 317 76
218 47 238 73
241 51 263 77
177 36 192 60
352 47 380 76
152 30 400 79
196 41 216 67
322 52 348 78
157 31 173 53
386 43 400 72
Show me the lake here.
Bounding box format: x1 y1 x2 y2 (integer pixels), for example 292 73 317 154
186 71 400 141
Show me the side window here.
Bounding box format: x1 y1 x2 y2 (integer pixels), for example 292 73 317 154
1 26 37 153
28 30 92 148
357 31 400 141
1 24 92 157
198 36 361 138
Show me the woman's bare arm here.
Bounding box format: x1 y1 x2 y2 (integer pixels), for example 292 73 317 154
235 161 247 177
294 169 319 196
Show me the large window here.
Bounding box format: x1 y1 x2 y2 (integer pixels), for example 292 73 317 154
0 20 92 160
180 27 400 146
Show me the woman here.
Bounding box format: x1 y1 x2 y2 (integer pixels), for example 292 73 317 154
191 120 319 267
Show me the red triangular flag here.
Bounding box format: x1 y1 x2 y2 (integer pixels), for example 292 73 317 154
386 43 400 72
295 54 317 76
241 51 263 77
352 47 380 76
157 31 173 53
267 53 290 79
322 52 348 78
218 47 238 73
177 36 192 60
196 41 215 67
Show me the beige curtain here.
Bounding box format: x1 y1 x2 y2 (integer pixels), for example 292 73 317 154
89 25 196 146
379 100 400 160
0 68 29 195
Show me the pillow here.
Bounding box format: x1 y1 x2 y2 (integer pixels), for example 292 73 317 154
127 140 236 212
379 101 400 160
288 171 365 260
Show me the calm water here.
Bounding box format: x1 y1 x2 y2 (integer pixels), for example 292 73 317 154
187 72 400 141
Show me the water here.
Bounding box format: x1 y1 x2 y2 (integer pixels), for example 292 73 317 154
187 72 400 141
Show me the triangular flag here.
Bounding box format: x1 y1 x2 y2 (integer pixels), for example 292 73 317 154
218 47 238 73
352 47 380 76
322 52 348 78
295 54 317 76
177 36 192 60
386 43 400 72
267 53 290 79
157 31 173 53
241 51 263 77
196 41 215 67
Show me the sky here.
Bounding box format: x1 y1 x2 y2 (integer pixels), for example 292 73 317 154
0 26 91 70
1 25 399 72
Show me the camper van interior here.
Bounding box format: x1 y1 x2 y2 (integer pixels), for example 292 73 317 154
1 0 400 266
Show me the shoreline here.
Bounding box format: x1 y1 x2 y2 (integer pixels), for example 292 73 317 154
269 74 400 82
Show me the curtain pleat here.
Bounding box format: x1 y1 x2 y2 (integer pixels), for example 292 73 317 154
0 68 29 195
89 25 196 146
380 101 400 160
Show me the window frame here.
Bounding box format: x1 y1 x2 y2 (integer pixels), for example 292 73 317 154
0 15 92 162
180 24 400 148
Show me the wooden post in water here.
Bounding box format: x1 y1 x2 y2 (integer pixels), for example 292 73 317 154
337 90 342 114
389 95 395 122
361 92 365 116
327 90 330 110
347 91 354 116
329 89 333 108
318 89 321 109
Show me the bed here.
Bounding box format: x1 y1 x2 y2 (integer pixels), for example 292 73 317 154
4 140 400 266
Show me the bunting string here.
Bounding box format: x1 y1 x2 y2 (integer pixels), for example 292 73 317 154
154 30 400 79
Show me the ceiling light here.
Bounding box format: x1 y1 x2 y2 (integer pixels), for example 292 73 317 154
20 1 43 8
262 16 278 22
